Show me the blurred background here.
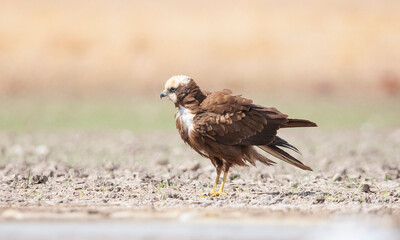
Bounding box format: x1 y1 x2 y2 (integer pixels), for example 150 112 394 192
1 0 399 131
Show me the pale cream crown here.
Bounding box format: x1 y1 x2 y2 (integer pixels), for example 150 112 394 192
164 75 191 90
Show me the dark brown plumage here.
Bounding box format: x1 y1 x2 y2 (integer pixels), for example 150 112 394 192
160 75 317 196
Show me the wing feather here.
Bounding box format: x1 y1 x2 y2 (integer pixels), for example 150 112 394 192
194 91 288 145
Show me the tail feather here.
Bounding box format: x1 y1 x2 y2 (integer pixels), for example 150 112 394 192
259 145 313 171
254 150 276 166
281 119 318 128
272 136 301 155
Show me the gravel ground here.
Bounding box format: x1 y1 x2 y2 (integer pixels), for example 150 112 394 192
0 128 399 223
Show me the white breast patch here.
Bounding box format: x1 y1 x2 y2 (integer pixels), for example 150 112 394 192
176 106 195 133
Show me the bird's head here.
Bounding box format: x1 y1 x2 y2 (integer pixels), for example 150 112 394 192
160 75 193 103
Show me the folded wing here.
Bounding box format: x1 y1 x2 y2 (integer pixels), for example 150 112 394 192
194 91 288 146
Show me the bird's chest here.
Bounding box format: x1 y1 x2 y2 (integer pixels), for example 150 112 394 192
175 106 195 141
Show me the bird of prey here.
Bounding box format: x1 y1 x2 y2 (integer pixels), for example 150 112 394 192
160 75 317 197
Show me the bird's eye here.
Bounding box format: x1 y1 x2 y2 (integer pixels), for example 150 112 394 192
170 87 177 92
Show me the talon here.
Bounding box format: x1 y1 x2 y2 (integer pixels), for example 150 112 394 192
200 191 216 197
211 191 228 197
200 193 211 197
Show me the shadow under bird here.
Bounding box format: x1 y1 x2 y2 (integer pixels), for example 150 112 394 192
160 75 317 197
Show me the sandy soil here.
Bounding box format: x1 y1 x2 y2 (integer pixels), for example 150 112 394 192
0 128 399 222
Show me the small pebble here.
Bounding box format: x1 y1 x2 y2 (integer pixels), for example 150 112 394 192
333 173 343 182
360 184 371 193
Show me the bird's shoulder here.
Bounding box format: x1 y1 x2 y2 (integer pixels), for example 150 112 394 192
199 89 253 114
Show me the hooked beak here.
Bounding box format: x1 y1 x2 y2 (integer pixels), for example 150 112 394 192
160 90 168 99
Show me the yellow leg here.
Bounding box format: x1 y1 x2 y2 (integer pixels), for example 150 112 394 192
200 168 221 197
211 170 229 197
210 169 222 194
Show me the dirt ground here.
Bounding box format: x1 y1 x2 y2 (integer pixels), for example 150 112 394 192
0 128 399 225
